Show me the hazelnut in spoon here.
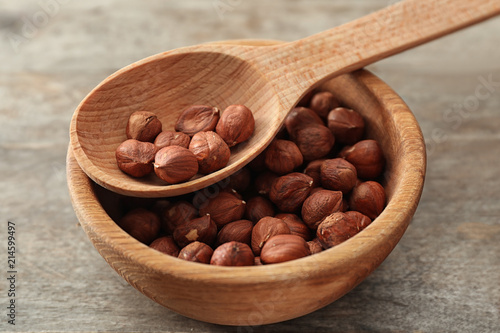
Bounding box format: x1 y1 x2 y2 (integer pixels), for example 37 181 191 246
70 0 500 198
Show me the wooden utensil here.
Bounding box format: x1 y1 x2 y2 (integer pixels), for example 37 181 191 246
70 0 500 197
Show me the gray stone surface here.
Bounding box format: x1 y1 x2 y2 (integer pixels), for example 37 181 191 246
1 0 499 332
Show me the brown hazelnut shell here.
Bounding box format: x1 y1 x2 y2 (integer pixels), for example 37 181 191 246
320 158 358 194
173 214 217 248
260 234 311 264
345 211 372 231
309 91 340 119
269 173 313 212
292 124 335 161
327 107 365 145
216 219 254 246
251 216 291 256
116 139 156 178
150 236 180 257
275 213 311 241
189 131 230 174
284 106 324 138
154 146 198 184
118 208 161 245
210 241 255 266
339 139 385 179
348 181 386 220
264 139 303 175
161 200 198 234
198 191 246 227
215 104 255 147
154 130 191 150
178 241 214 264
221 167 252 193
175 105 220 136
316 212 358 249
301 189 343 229
126 111 162 142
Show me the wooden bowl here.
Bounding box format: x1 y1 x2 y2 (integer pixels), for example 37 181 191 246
67 44 426 325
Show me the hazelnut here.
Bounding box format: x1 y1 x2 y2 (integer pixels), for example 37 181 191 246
264 139 303 175
126 111 162 142
154 130 191 150
178 241 214 264
189 131 230 174
316 212 358 249
175 105 220 136
115 139 156 177
222 167 252 193
301 189 343 229
254 171 279 197
284 107 324 138
118 208 161 245
292 124 335 161
154 146 198 184
269 173 313 212
339 139 385 179
309 91 340 119
303 159 326 188
307 238 323 254
216 219 253 246
161 200 197 234
173 214 217 248
320 158 358 194
275 213 311 241
251 216 290 256
327 107 365 145
348 181 386 220
245 196 275 223
345 211 372 231
260 234 311 264
150 236 180 257
215 104 255 147
198 191 246 227
210 241 255 266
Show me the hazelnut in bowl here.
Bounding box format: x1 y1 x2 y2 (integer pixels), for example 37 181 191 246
67 40 426 325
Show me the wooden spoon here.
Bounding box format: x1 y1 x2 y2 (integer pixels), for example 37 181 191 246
70 0 500 197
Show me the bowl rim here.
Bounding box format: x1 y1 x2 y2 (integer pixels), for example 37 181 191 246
67 68 426 285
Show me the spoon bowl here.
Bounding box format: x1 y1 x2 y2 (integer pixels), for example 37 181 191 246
70 48 283 196
70 0 499 197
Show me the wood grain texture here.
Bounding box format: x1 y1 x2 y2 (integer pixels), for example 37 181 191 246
67 68 426 325
69 0 499 198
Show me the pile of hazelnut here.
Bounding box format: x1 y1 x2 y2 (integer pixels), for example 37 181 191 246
115 90 386 266
115 104 255 183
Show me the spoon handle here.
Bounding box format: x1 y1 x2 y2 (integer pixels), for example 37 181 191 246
258 0 500 108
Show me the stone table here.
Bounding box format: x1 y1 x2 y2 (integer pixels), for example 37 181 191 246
1 0 499 332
